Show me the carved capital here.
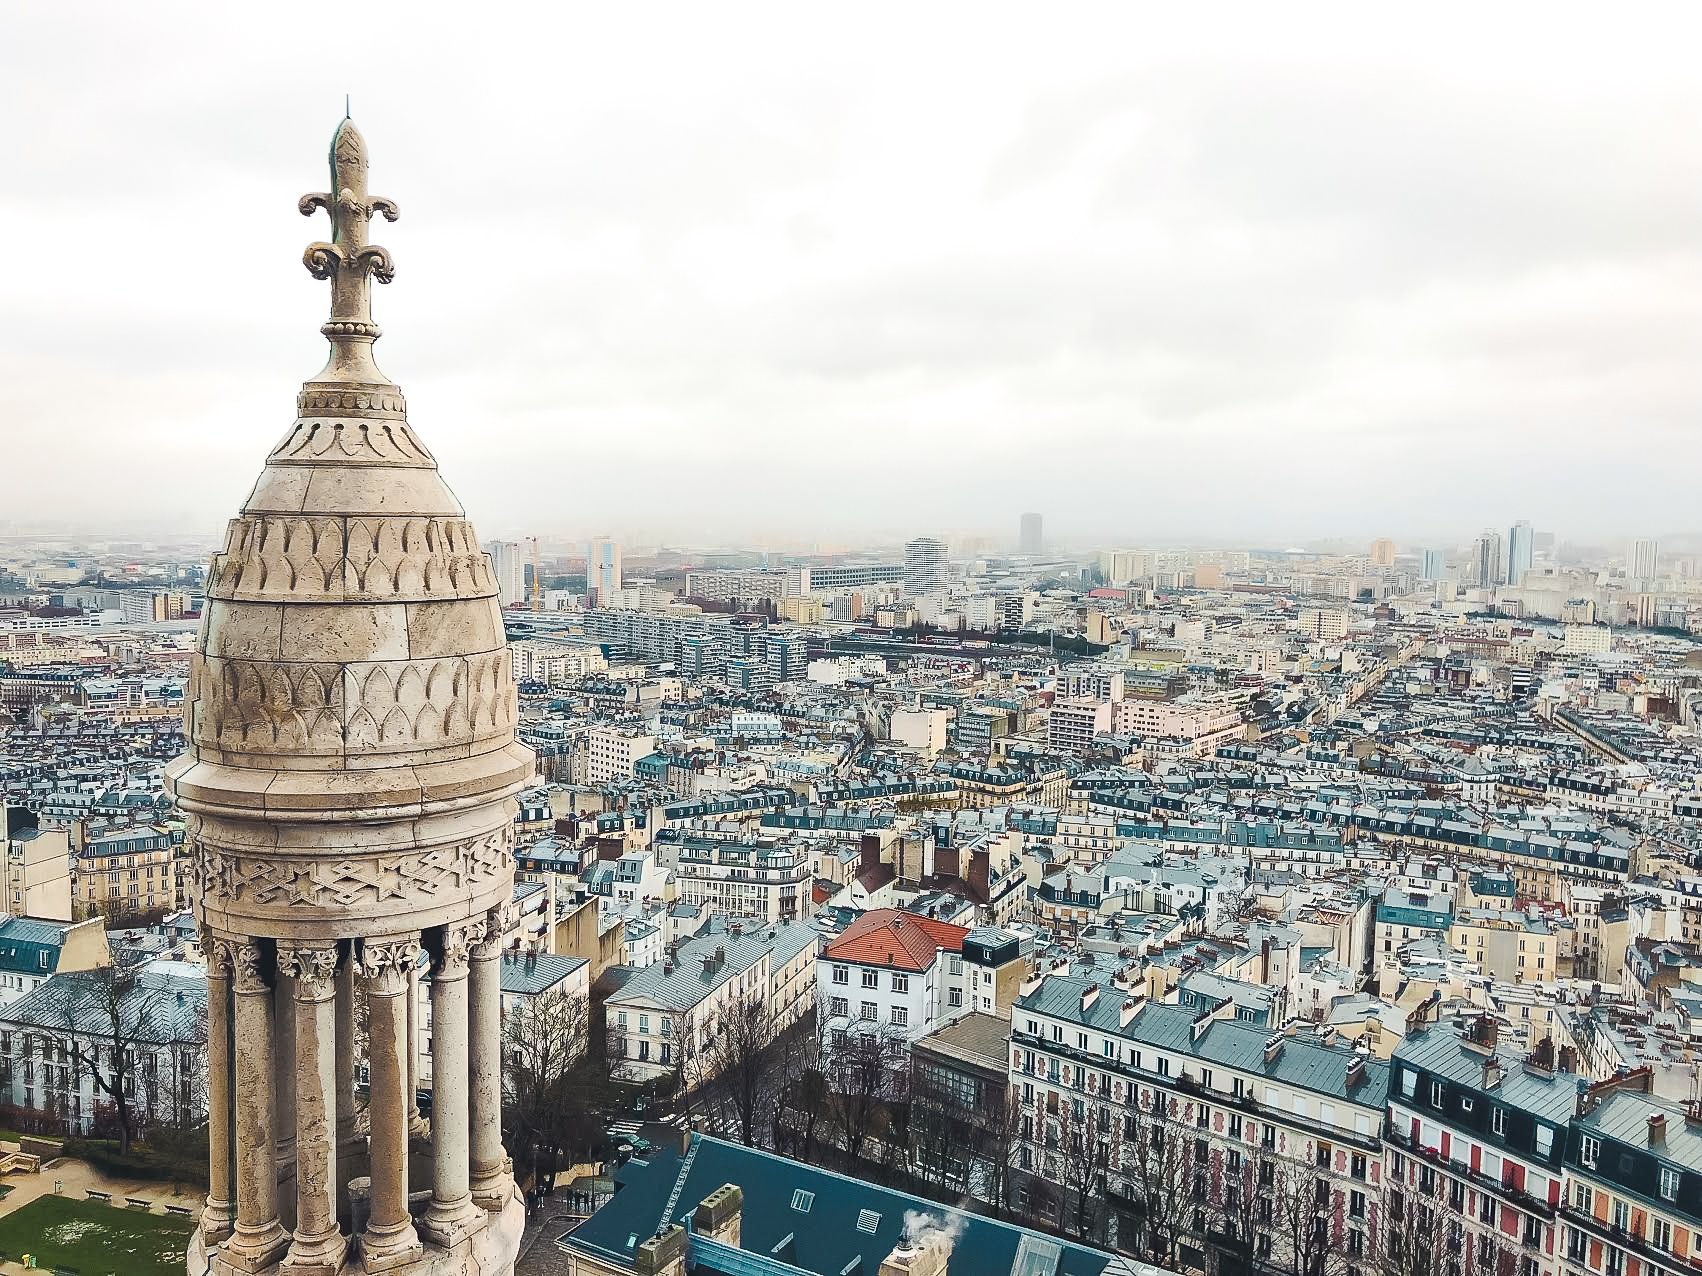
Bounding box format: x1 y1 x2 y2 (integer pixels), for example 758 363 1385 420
231 942 269 994
278 942 341 997
205 936 237 980
471 904 509 960
357 935 420 995
436 919 485 977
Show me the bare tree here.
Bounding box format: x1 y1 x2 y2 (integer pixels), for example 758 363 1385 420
1055 1095 1120 1243
1257 1152 1351 1276
1118 1085 1193 1268
502 987 595 1186
1374 1171 1451 1276
684 990 780 1147
824 1021 908 1163
776 1007 830 1165
59 963 163 1154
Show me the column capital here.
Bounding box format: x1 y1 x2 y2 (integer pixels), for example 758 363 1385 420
278 942 340 998
230 941 270 994
470 904 508 959
358 935 420 994
206 935 237 979
435 918 485 978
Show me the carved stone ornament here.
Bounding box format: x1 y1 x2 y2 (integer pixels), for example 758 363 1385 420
471 902 512 958
358 936 421 992
436 918 486 976
192 827 514 912
209 515 491 601
206 936 237 979
277 943 341 991
232 942 269 992
189 650 513 754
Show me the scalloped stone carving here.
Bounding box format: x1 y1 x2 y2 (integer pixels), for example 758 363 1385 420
208 515 493 602
189 650 513 753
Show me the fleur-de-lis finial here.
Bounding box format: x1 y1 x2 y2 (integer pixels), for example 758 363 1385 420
300 117 400 385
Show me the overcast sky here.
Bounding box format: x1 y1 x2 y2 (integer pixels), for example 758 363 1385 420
3 4 1698 552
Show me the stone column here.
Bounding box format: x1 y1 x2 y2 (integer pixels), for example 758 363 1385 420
407 957 425 1137
226 942 289 1272
421 919 485 1246
279 943 344 1274
201 940 236 1246
333 952 359 1230
468 905 509 1209
358 936 423 1272
273 965 298 1232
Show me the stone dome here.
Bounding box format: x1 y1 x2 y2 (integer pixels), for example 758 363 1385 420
164 118 534 947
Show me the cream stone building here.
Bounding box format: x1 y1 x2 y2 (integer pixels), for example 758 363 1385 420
164 119 534 1276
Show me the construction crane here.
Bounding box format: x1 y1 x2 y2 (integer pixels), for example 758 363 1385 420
527 536 542 612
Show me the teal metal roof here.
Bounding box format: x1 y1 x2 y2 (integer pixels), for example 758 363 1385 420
560 1134 1132 1275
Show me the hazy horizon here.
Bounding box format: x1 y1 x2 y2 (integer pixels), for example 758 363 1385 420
4 5 1699 544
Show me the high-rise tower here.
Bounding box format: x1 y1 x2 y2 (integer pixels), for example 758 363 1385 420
165 119 532 1276
1507 520 1534 587
1019 512 1043 556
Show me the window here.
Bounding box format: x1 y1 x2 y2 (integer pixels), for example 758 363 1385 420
1491 1107 1506 1136
1572 1183 1592 1213
1658 1166 1679 1201
1431 1080 1444 1108
1651 1218 1672 1253
1157 1057 1170 1077
616 1011 627 1028
1580 1135 1600 1168
890 1007 908 1028
791 1189 815 1213
891 973 909 994
830 997 848 1018
1350 1190 1367 1220
1461 1097 1474 1113
638 1014 649 1034
1611 1200 1630 1232
861 970 878 989
1401 1068 1417 1098
859 1002 877 1020
832 966 848 985
948 988 962 1008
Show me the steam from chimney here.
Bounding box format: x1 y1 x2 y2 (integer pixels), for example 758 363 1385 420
900 1208 965 1254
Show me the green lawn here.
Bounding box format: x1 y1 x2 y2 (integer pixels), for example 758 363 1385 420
0 1194 192 1276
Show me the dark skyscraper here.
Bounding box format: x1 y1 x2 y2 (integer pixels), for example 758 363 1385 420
1019 512 1043 555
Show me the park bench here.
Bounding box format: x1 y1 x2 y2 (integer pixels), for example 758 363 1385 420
164 1204 193 1217
125 1197 152 1211
84 1188 111 1203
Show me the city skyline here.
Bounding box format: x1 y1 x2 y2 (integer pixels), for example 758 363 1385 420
4 6 1700 541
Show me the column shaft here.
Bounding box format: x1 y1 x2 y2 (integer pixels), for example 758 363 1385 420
468 907 509 1209
359 937 423 1272
333 954 358 1230
201 944 235 1245
280 945 344 1274
273 969 298 1233
226 943 288 1272
421 921 484 1246
407 960 424 1136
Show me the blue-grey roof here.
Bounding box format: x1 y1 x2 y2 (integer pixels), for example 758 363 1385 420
1018 974 1389 1109
1392 1022 1580 1125
606 921 817 1013
0 966 206 1044
499 953 587 997
0 918 70 977
560 1134 1131 1276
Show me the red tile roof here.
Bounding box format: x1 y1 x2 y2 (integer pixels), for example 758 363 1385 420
823 908 969 972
